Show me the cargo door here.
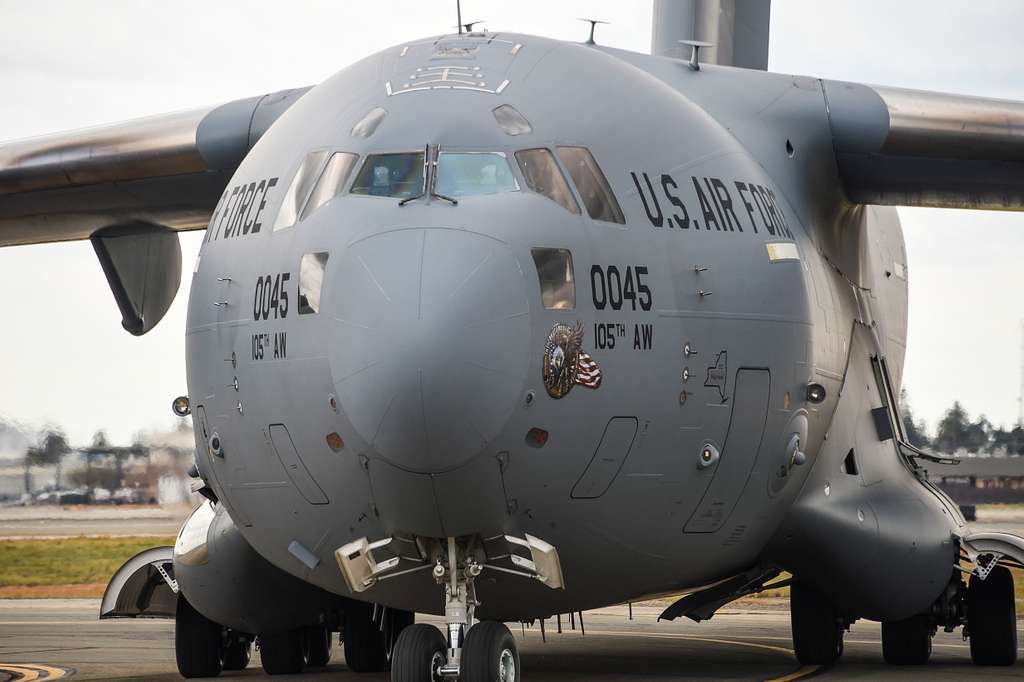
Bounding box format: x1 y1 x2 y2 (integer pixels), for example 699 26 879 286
685 369 770 532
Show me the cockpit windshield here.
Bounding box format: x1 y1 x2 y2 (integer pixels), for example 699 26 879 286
435 152 519 198
351 152 425 198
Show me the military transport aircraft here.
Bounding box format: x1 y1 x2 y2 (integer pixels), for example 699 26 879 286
1 1 1022 680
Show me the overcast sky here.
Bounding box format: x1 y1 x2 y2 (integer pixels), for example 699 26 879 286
0 0 1021 445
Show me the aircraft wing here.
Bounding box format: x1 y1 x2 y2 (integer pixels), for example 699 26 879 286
0 87 309 248
823 82 1024 210
0 87 309 335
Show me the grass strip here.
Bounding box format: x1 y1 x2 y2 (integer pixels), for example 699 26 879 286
0 536 175 594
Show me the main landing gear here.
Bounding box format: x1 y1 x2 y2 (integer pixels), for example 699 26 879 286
789 582 847 666
967 565 1018 665
792 561 1018 670
174 595 256 678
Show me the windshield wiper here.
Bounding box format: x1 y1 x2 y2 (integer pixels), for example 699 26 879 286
430 191 458 206
398 144 431 207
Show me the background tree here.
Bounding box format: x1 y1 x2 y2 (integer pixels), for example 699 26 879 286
934 401 995 453
25 429 72 492
899 388 930 448
934 402 969 454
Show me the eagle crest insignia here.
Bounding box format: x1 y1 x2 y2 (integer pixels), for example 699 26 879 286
542 321 603 399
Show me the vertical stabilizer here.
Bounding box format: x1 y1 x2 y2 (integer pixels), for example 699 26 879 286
651 0 770 70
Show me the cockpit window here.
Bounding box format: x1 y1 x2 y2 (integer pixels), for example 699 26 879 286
298 252 329 315
531 247 575 310
300 152 359 221
351 107 387 138
514 148 580 215
351 152 425 198
274 150 330 231
492 104 532 136
435 152 519 198
556 147 625 224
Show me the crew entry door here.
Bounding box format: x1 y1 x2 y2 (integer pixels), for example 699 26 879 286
685 368 771 533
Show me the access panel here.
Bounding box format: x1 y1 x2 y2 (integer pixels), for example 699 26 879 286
685 369 770 533
571 417 639 499
268 424 329 505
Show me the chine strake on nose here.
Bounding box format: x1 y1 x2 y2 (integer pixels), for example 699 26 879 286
327 228 531 473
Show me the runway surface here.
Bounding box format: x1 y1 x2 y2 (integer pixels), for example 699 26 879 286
0 506 187 539
0 600 1020 681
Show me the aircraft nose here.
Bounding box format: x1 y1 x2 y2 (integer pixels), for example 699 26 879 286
327 228 531 473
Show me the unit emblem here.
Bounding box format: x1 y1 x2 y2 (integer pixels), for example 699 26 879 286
542 321 603 399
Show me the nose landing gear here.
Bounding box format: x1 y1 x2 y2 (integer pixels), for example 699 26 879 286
338 533 560 681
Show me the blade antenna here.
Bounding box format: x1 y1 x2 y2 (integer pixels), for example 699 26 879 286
578 18 609 45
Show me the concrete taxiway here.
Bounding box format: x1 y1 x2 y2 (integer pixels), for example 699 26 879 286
0 600 1020 681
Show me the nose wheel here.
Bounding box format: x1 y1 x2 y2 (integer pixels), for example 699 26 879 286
390 623 447 682
461 622 520 682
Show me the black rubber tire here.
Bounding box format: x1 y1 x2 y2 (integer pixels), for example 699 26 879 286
882 614 933 665
344 602 389 672
390 623 447 682
460 621 520 682
175 595 224 678
968 565 1018 666
790 583 844 666
221 635 251 671
259 629 309 675
306 625 333 668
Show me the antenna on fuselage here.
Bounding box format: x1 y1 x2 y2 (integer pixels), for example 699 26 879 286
456 0 463 34
578 18 609 45
452 20 485 33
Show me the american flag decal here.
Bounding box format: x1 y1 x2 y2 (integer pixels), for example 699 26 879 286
576 351 602 389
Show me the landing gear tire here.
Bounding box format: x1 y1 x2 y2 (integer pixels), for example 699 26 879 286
259 629 309 675
306 625 333 667
882 614 932 665
968 565 1018 666
344 602 388 672
175 595 224 678
390 623 446 682
460 621 520 682
790 583 844 666
222 635 251 671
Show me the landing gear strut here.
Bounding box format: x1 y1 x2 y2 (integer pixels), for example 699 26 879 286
388 538 522 682
337 533 561 680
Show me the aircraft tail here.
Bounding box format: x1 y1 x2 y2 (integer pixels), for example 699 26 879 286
651 0 771 69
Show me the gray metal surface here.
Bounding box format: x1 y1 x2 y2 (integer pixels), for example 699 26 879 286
824 82 1024 208
651 0 771 69
0 87 309 247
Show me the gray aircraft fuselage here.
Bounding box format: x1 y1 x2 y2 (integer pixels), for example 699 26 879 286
184 31 959 622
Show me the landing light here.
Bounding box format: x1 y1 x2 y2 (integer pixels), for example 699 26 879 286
806 383 827 404
172 395 191 417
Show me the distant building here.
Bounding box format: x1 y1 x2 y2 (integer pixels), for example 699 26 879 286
929 456 1024 504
